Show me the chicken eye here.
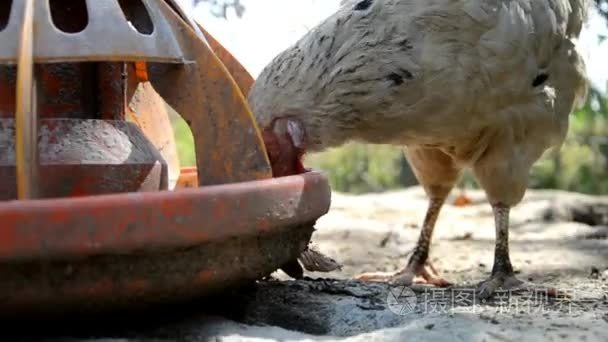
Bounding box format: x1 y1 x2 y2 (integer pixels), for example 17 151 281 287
532 73 549 87
354 0 373 11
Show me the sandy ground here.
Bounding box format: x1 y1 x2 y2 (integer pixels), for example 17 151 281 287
21 187 608 341
312 186 608 290
200 187 608 341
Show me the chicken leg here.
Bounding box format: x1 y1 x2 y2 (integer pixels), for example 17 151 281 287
472 139 564 299
476 203 524 298
356 196 450 286
356 148 460 287
477 201 563 300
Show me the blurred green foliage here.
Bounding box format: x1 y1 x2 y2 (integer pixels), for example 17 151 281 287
168 107 196 167
303 143 418 194
528 86 608 194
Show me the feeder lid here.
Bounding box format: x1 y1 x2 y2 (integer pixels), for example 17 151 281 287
0 0 201 64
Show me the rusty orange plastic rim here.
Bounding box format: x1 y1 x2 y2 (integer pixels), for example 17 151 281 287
0 171 331 262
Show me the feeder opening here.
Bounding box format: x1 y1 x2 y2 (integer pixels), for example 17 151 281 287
0 0 12 32
118 0 154 35
49 0 89 33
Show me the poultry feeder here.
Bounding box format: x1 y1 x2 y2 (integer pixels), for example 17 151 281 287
0 0 330 316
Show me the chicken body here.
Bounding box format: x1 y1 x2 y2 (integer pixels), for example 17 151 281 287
249 0 589 298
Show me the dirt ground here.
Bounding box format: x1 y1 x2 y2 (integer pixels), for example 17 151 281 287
22 187 608 341
312 186 608 295
195 187 608 341
190 187 608 341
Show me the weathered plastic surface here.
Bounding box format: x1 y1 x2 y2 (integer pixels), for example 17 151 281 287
197 23 254 95
148 0 272 186
0 171 330 316
0 0 186 63
0 118 168 200
0 0 331 317
126 80 181 189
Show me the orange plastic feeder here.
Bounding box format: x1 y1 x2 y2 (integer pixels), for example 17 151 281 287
0 0 330 316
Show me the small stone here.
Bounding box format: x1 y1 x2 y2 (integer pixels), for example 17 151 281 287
424 324 435 330
590 266 600 279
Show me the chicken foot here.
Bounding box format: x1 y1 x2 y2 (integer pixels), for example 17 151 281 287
477 204 560 299
356 197 452 287
476 204 523 299
356 148 459 287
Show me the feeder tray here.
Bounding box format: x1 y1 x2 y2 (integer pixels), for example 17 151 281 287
0 0 330 316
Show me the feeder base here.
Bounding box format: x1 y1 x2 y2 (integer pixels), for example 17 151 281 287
0 223 314 318
0 118 168 199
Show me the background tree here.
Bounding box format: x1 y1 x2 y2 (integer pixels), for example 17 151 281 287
596 0 607 26
192 0 244 19
196 0 607 24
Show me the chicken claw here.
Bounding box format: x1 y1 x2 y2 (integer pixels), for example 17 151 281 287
356 260 452 287
357 197 452 287
298 245 343 273
476 273 563 300
476 272 524 299
280 244 342 279
477 204 561 300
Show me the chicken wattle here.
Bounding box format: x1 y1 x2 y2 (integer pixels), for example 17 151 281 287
261 117 308 177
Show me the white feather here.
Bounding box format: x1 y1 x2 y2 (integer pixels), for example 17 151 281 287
249 0 590 203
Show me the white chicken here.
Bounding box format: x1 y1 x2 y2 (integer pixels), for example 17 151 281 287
249 0 589 298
